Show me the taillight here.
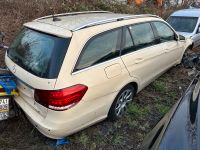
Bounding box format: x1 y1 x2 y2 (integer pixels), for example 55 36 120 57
34 84 88 111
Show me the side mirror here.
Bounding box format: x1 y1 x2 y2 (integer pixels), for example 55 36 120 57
179 35 186 41
175 34 179 41
197 27 200 33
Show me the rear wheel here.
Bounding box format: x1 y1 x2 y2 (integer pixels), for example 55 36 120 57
108 85 135 121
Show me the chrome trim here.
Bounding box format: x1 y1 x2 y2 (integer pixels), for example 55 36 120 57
35 11 111 21
71 57 121 75
72 14 160 31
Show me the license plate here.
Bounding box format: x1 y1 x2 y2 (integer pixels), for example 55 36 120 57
0 97 9 120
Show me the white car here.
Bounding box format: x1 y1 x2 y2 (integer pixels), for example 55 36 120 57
5 11 192 139
167 9 200 49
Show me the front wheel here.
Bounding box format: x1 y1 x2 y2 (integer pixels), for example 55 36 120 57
108 85 135 121
181 48 196 64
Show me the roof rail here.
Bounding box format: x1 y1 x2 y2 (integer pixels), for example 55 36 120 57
35 11 111 21
72 14 160 31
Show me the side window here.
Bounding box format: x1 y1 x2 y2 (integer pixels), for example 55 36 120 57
121 27 134 55
75 29 121 71
153 22 175 42
129 23 155 50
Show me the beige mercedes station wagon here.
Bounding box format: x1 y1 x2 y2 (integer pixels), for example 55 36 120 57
5 11 192 139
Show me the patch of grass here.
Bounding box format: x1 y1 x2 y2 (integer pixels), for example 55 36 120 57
127 103 150 118
153 97 162 103
93 131 105 146
125 117 139 128
79 132 90 147
152 80 167 92
168 91 178 99
155 104 170 115
112 134 124 146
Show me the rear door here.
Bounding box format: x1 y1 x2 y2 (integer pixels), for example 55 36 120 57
120 22 166 88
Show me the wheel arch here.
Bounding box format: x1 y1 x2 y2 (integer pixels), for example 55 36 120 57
188 43 194 50
107 81 138 121
114 81 139 102
179 43 193 63
117 81 139 95
128 82 138 94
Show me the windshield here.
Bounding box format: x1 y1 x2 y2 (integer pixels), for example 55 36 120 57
167 16 198 33
7 28 71 78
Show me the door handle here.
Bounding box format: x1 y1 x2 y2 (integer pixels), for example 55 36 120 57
135 58 144 64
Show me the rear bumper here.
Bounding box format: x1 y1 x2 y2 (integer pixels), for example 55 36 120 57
14 95 84 139
14 96 58 138
13 92 115 139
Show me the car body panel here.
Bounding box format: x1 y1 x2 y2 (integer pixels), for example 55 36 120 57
24 21 72 38
142 74 200 150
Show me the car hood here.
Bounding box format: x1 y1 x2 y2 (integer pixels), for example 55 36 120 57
142 74 200 150
178 32 193 38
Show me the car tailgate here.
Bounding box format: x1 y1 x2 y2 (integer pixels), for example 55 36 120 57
6 56 57 118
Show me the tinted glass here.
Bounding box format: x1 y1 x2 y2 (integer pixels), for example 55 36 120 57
153 22 175 42
75 29 121 71
121 27 134 55
129 23 155 50
167 16 198 33
8 28 70 78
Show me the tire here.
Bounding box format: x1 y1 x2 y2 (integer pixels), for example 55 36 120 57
182 48 195 63
181 48 196 68
108 85 135 121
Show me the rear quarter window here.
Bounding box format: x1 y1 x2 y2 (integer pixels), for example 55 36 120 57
74 28 121 71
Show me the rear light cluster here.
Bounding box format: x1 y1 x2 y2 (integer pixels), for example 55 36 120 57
34 84 88 111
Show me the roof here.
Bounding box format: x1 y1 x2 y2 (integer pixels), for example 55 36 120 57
171 9 200 17
33 11 159 31
23 11 160 38
35 12 128 31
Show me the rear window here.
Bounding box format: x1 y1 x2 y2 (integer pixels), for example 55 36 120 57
7 28 71 79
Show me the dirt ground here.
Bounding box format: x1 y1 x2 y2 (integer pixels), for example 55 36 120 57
0 1 197 150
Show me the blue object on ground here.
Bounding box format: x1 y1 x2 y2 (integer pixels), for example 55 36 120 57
45 137 70 147
56 138 70 147
0 76 16 94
